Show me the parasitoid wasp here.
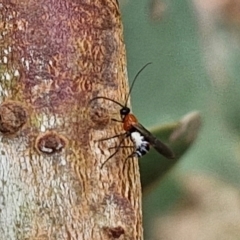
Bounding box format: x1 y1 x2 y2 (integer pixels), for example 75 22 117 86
90 63 175 168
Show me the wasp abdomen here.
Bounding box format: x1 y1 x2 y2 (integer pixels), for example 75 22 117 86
130 131 150 157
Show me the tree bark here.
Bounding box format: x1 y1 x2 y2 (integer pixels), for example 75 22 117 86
0 0 142 239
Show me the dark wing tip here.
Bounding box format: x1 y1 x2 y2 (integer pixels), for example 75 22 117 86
160 147 175 159
152 138 175 160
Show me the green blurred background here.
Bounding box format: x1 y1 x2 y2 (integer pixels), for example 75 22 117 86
120 0 240 239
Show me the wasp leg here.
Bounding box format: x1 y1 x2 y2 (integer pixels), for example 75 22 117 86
98 132 126 142
123 152 138 171
100 133 129 169
108 145 138 170
111 118 122 123
108 145 134 150
108 145 135 170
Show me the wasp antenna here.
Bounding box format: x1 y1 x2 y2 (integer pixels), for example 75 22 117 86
89 96 125 108
125 62 152 106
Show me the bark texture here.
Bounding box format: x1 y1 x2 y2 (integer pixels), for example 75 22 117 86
0 0 142 239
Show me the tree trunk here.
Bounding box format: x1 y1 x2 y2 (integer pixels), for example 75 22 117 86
0 0 143 239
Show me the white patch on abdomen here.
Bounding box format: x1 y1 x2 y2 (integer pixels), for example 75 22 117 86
130 131 150 157
130 132 144 148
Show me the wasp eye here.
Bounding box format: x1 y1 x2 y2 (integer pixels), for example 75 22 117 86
120 107 130 116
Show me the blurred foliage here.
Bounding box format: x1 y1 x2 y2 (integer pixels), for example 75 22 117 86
120 0 240 239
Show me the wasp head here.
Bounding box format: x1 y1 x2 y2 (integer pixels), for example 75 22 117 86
120 106 130 119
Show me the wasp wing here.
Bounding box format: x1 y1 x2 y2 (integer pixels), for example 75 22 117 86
133 123 175 159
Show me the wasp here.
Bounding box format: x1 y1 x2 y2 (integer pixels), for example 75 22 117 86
90 63 175 168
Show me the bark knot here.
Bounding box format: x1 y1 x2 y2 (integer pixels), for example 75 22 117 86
103 226 125 239
89 101 111 129
0 101 28 135
35 131 68 155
